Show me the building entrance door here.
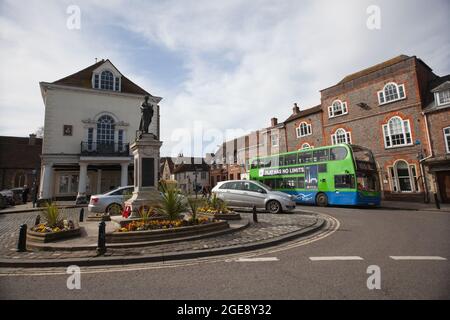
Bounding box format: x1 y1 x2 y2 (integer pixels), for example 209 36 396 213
437 171 450 203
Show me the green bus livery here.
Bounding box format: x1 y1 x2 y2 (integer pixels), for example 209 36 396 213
248 144 381 206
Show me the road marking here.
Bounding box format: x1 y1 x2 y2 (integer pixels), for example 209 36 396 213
389 256 447 261
235 257 279 262
309 256 364 261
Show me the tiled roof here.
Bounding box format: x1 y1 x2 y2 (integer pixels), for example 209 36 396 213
173 158 210 173
338 55 411 84
284 105 322 123
52 59 151 96
423 74 450 113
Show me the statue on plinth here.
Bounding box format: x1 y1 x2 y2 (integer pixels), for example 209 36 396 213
139 95 154 134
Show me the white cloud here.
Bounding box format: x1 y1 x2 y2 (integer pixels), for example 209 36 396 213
0 0 449 157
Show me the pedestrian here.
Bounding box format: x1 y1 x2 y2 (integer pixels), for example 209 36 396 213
22 185 30 204
201 186 207 198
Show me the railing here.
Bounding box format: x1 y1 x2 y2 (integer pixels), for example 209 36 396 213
80 142 130 157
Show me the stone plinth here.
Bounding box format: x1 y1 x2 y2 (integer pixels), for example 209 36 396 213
124 133 163 218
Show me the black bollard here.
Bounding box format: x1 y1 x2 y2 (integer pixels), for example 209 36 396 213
434 193 441 210
252 205 258 223
34 214 41 226
79 208 84 222
97 221 106 255
17 224 27 252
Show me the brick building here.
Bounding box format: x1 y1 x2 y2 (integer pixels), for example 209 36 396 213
0 134 42 193
284 103 323 151
210 54 449 203
422 76 450 202
208 118 287 186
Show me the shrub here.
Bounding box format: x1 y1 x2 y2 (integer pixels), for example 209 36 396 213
42 202 61 227
157 181 187 220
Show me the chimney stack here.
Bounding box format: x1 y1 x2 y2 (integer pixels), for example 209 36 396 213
28 133 36 145
271 117 278 127
292 103 300 115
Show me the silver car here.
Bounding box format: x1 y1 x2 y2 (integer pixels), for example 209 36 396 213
88 186 134 215
212 180 296 214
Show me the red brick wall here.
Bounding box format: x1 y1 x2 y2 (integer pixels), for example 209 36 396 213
427 109 450 157
285 111 323 152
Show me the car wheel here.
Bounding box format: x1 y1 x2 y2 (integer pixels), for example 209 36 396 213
106 203 122 216
316 193 328 207
266 200 282 214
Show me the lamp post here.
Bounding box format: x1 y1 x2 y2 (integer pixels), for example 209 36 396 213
31 169 37 208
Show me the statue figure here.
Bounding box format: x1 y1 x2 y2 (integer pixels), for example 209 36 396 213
139 95 154 134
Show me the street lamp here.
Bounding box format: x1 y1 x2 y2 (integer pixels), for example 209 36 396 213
31 169 37 208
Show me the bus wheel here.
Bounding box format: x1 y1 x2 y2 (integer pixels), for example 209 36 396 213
267 200 282 214
316 193 328 207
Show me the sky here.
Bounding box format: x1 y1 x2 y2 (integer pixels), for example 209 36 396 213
0 0 449 157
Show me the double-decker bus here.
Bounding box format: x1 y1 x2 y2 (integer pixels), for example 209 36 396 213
248 144 381 206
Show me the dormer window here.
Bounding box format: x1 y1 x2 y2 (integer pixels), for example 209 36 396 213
101 71 114 90
436 89 450 106
378 82 406 105
92 70 121 91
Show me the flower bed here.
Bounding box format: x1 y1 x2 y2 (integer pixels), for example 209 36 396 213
28 220 81 243
117 216 212 232
107 217 229 243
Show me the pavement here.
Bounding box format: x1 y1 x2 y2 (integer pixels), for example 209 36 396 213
0 208 325 267
380 200 450 212
0 206 448 299
0 201 84 214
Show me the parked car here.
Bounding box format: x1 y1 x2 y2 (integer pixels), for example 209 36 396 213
88 186 134 215
0 193 7 209
211 180 296 214
10 187 25 204
0 190 15 206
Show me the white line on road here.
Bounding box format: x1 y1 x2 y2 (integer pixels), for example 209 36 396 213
309 256 364 261
389 256 447 261
235 257 280 262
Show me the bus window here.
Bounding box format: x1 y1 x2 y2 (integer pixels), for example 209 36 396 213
298 177 305 189
278 155 286 166
263 179 276 189
318 164 327 173
334 174 355 189
250 159 259 169
313 149 329 162
357 173 379 192
285 178 297 189
298 151 313 164
330 147 348 161
285 154 297 165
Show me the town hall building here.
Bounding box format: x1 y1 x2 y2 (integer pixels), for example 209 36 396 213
38 59 161 203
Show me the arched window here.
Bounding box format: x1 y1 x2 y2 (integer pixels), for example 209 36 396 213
97 115 115 145
328 100 348 118
14 172 26 187
100 71 114 90
296 122 312 137
378 82 406 104
388 160 418 193
382 116 412 148
301 143 311 150
331 128 351 145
